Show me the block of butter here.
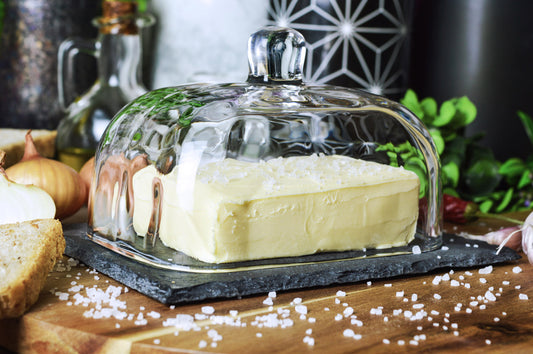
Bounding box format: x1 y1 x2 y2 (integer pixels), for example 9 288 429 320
132 154 420 263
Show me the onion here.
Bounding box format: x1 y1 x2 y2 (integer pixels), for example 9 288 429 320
79 156 95 205
5 131 86 219
0 150 56 224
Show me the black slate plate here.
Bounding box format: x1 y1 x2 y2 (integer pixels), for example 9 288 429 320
63 223 521 305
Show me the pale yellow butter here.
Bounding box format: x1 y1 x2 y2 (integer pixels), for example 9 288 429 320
132 155 420 263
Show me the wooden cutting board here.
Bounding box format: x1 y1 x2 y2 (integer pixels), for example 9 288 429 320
1 213 533 353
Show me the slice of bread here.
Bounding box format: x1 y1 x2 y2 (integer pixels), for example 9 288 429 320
0 129 57 168
0 219 64 318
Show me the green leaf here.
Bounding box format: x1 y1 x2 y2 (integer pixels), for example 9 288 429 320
420 97 438 124
499 157 526 176
429 129 445 155
443 187 459 197
452 96 477 128
405 159 427 198
517 110 533 146
479 199 493 213
400 89 423 119
442 161 460 188
495 188 514 213
517 169 533 189
432 100 456 127
463 158 502 196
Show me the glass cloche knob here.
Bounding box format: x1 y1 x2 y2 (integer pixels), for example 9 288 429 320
247 26 306 84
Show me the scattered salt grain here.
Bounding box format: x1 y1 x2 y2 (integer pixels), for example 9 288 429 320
336 290 346 297
153 339 160 345
202 306 215 315
485 291 497 302
303 336 315 346
295 305 308 315
198 340 207 348
519 294 529 300
335 314 343 321
343 329 355 337
268 291 277 298
450 280 460 287
343 307 354 317
512 266 523 274
434 293 441 300
396 291 404 297
412 245 421 254
432 276 442 285
263 297 274 306
384 284 392 287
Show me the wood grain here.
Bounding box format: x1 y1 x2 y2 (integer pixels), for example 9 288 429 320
1 214 532 353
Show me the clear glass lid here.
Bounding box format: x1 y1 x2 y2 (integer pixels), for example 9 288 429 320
88 26 442 270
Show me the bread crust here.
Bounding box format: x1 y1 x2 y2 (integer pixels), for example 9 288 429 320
0 219 64 318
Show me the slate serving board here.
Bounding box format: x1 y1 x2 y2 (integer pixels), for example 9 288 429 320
63 224 521 305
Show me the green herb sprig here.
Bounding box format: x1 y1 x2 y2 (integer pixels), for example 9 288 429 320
401 90 533 214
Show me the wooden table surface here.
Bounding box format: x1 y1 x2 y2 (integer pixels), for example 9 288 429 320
1 212 532 353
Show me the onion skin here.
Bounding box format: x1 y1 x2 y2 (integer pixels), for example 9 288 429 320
5 131 87 219
79 156 95 205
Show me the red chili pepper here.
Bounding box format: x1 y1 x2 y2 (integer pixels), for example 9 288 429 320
443 194 479 224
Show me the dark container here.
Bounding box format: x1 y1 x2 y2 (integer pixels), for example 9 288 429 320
0 0 100 129
408 0 533 160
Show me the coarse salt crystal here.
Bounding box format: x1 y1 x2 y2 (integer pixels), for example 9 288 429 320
480 278 487 284
434 293 441 300
513 266 522 274
268 291 277 298
383 339 390 344
303 336 315 346
396 291 404 297
343 307 354 317
432 276 442 285
295 305 308 315
336 290 346 297
450 280 460 287
263 297 274 306
519 293 528 300
202 306 215 315
335 314 343 321
479 265 493 274
199 340 207 348
292 297 303 305
485 291 497 302
384 284 392 287
412 245 421 254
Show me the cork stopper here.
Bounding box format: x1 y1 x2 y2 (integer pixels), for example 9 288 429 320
98 0 138 35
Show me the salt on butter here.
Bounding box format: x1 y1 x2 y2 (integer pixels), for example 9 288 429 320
132 154 420 263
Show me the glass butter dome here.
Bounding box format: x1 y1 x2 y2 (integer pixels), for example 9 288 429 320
88 27 442 271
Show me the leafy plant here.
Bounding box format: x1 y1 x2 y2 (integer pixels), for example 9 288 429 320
400 90 533 214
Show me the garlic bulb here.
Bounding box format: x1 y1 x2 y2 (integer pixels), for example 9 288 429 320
0 167 56 225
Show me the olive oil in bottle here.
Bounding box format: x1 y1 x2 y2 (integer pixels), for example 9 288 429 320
56 0 153 170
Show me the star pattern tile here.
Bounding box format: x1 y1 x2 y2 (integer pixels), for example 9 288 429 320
268 0 412 97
